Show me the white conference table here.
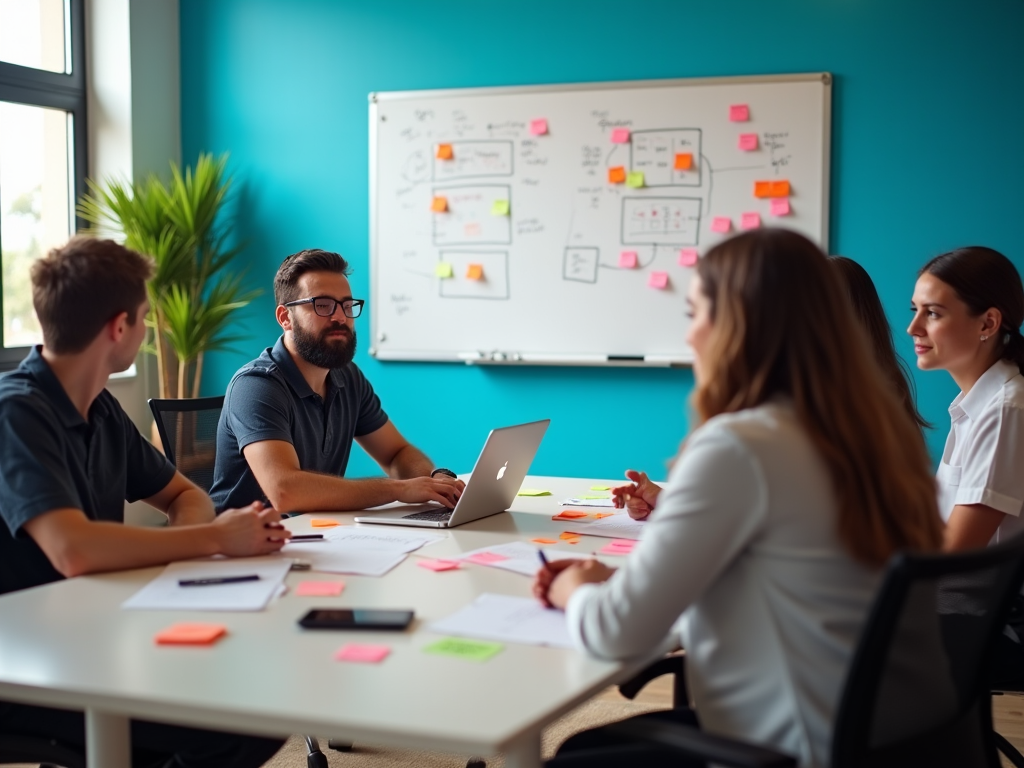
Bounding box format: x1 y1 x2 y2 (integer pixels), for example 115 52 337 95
0 476 659 768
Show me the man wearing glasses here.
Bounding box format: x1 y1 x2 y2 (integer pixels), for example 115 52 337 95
211 249 464 514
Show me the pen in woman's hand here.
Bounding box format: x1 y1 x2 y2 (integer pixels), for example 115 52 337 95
537 548 550 570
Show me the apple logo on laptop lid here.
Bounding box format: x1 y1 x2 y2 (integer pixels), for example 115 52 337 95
496 461 508 480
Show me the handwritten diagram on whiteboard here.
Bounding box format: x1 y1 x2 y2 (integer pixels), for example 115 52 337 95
370 74 831 365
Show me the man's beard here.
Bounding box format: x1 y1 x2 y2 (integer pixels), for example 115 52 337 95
292 321 357 369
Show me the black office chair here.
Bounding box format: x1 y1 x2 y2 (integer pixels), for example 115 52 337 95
149 396 225 492
590 532 1024 768
0 733 85 768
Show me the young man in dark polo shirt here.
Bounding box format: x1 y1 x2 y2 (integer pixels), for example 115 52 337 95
0 237 287 768
211 249 464 513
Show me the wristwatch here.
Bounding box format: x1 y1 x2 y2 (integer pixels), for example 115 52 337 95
430 468 458 479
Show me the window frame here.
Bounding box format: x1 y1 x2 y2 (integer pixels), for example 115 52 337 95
0 0 87 370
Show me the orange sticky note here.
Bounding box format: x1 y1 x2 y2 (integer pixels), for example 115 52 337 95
769 180 791 197
594 512 615 519
559 531 581 541
335 643 390 663
529 118 548 136
674 153 693 170
417 558 461 572
738 133 758 151
553 511 589 520
431 196 448 213
619 251 638 268
531 538 558 545
296 581 345 597
740 212 761 230
648 271 669 290
610 127 630 143
710 217 732 233
436 143 453 160
770 198 791 217
155 623 227 646
678 248 699 267
608 166 626 184
466 263 484 281
754 181 772 198
729 104 750 122
310 518 341 528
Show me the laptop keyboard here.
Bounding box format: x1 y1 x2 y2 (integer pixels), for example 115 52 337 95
402 508 455 522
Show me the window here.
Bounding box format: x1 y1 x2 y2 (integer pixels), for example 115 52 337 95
0 0 85 369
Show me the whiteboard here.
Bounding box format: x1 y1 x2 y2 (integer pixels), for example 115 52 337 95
369 74 831 366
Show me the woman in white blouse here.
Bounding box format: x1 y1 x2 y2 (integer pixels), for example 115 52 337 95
908 245 1024 686
535 229 943 768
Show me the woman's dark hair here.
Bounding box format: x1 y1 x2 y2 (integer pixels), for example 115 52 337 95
829 256 930 430
919 246 1024 374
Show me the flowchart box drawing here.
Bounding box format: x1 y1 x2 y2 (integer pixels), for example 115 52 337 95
433 141 514 181
630 129 702 187
621 197 702 246
563 247 599 284
433 185 512 246
439 251 510 300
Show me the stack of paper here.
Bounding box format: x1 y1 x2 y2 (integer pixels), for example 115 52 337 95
430 593 573 649
456 541 588 577
280 527 444 577
565 513 646 541
123 558 292 611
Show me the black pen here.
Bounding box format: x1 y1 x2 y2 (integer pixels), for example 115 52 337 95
289 534 324 542
179 575 261 587
537 549 550 569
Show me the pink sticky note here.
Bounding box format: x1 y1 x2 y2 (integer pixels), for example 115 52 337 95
610 127 630 144
678 248 699 267
738 133 758 151
740 212 761 230
648 271 669 290
335 644 391 664
466 551 509 565
529 118 548 136
417 558 461 572
296 581 345 597
770 198 791 217
599 543 635 556
609 539 636 549
729 104 750 122
619 251 638 268
711 217 732 234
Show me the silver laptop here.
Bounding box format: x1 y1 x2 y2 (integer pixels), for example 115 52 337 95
354 419 550 528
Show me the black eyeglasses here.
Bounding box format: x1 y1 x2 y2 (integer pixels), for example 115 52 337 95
284 296 365 318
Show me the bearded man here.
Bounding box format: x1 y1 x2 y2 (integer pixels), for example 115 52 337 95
211 249 463 513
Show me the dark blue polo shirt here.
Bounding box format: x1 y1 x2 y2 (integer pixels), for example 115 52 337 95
210 336 389 511
0 347 176 595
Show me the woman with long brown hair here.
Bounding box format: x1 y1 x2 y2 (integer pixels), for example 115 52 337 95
535 229 943 768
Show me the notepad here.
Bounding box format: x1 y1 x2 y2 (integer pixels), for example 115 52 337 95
430 593 573 649
124 559 291 612
457 542 587 577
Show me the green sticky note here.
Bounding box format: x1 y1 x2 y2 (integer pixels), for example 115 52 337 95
423 637 504 662
435 262 453 278
590 485 612 491
491 199 510 216
626 171 645 188
517 489 552 496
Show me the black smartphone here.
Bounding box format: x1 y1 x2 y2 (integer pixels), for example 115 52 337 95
297 608 414 631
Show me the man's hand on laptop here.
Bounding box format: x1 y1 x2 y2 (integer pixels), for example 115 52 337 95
395 476 465 508
213 501 292 555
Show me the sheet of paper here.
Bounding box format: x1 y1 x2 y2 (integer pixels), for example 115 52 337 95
710 216 732 233
292 548 407 577
619 251 638 268
466 263 484 280
678 248 699 267
321 526 444 553
565 513 647 541
155 622 228 645
674 152 693 170
648 271 669 290
608 166 626 184
123 558 291 612
457 541 587 577
423 636 504 661
610 127 630 143
740 212 761 230
770 198 791 216
491 199 510 216
738 133 758 151
336 643 391 663
626 171 645 188
529 118 548 136
561 497 616 508
430 593 574 649
729 104 750 121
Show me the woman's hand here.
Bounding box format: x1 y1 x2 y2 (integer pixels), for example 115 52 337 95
610 470 662 520
533 558 616 610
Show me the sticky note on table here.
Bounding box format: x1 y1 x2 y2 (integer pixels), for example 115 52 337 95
619 251 638 268
435 262 453 279
648 271 669 290
424 637 504 662
517 488 552 496
466 263 484 281
738 133 758 151
754 181 772 198
740 212 761 230
770 198 791 217
553 511 589 520
594 512 615 519
729 104 750 122
625 171 645 188
155 623 227 646
590 485 612 491
678 248 699 267
310 518 341 528
466 551 510 565
674 153 693 170
531 538 558 545
436 143 453 160
769 180 791 197
600 541 636 556
529 118 548 136
560 531 582 541
431 196 448 212
418 558 462 572
608 166 626 184
296 581 345 597
711 216 732 234
491 199 510 216
611 127 630 143
335 644 390 664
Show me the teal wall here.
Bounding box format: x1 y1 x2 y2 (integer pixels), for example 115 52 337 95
180 0 1024 480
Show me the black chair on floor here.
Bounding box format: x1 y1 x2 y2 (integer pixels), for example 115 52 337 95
149 396 225 492
0 733 85 768
597 532 1024 768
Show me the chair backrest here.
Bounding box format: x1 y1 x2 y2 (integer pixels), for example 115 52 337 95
148 396 225 493
831 532 1024 768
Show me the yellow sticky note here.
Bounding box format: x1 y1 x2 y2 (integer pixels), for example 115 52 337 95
431 196 448 213
674 153 693 170
608 166 626 184
435 262 453 279
517 488 552 496
590 485 612 491
491 199 510 216
626 171 645 188
310 518 341 528
436 143 453 160
466 263 484 281
580 494 608 500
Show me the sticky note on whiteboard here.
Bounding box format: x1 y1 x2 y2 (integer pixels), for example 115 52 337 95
648 271 669 290
753 181 772 198
491 199 510 216
466 263 484 281
431 196 448 212
619 251 638 268
740 212 761 230
608 166 626 184
678 248 699 267
738 133 758 151
610 127 630 143
435 262 453 279
770 198 791 216
436 143 453 160
729 104 750 122
770 180 791 197
674 153 693 170
625 171 645 188
529 118 548 136
711 217 732 233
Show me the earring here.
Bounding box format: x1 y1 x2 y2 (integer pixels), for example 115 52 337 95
981 335 989 342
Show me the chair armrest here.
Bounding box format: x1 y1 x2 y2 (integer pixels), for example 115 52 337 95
618 655 685 701
605 718 797 768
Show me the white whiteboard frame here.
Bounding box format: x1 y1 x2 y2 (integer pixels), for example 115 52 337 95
368 73 832 366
